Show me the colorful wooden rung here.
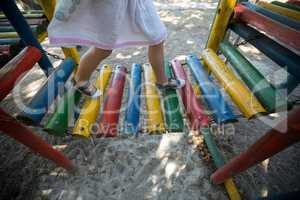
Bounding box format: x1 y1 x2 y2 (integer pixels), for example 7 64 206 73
220 41 287 113
206 0 237 51
186 54 236 124
257 1 300 21
97 65 127 137
143 63 166 133
211 106 300 184
171 59 209 129
44 88 81 136
272 1 300 12
0 46 41 101
201 48 266 118
123 64 142 135
229 23 300 93
234 3 300 52
73 65 113 138
0 0 53 75
0 108 76 171
0 38 20 45
242 2 300 31
17 58 76 125
161 60 184 132
288 0 300 7
201 128 241 200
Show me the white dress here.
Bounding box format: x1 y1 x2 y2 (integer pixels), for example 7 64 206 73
47 0 167 50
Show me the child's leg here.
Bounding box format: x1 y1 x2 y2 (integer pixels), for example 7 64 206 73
75 47 112 84
148 42 168 85
149 42 185 89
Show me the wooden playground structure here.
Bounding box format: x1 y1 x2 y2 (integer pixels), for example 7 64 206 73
0 0 300 199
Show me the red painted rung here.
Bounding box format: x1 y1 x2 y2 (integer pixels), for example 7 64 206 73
234 3 300 52
211 107 300 184
0 46 41 101
170 59 209 129
97 65 127 137
0 108 76 171
288 0 300 7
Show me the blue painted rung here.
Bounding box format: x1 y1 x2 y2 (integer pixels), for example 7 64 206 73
187 54 237 124
17 58 76 125
123 63 142 135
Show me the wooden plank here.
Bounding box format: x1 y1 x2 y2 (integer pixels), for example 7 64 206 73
220 41 287 113
73 65 112 138
202 48 266 118
170 59 209 129
97 65 127 137
187 54 236 123
257 1 300 21
143 63 166 134
123 64 142 135
230 23 300 94
234 3 300 52
0 47 41 101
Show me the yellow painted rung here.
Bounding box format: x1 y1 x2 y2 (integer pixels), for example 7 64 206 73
257 1 300 21
143 63 165 134
0 32 18 38
38 31 48 42
201 49 266 118
224 178 242 200
73 65 113 137
206 0 237 51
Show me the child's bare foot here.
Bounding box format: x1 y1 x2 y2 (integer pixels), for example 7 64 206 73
156 78 185 90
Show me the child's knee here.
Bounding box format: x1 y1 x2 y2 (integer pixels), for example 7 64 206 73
90 47 113 59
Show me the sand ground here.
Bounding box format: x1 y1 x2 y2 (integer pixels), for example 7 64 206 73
0 0 300 200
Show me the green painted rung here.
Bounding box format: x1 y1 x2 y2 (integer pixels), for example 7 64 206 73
220 41 287 113
272 1 300 12
162 60 184 132
44 88 81 136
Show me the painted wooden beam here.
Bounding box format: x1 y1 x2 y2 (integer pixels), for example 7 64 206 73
123 64 142 135
201 48 266 118
186 54 236 123
0 47 41 101
161 60 184 132
0 108 76 171
97 65 127 137
229 23 300 94
242 2 300 31
220 41 287 113
257 1 300 21
73 65 112 138
234 4 300 52
211 107 300 184
206 0 237 51
143 63 166 133
201 128 241 200
288 0 300 7
17 58 76 125
44 88 81 136
272 1 300 12
170 59 209 129
0 0 52 75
